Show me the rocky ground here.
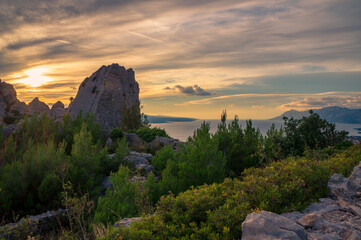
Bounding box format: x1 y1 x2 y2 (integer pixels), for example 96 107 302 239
241 162 361 240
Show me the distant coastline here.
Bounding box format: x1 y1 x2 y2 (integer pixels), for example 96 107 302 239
146 115 197 124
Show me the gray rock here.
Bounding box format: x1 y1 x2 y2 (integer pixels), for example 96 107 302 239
148 136 181 151
124 132 143 147
48 101 66 122
114 217 142 228
28 97 49 114
328 174 350 197
125 152 154 174
303 202 339 215
349 163 361 192
241 211 307 240
297 213 318 228
281 211 304 222
100 176 112 195
68 64 140 131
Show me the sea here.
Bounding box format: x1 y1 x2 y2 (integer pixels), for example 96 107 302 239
152 119 361 141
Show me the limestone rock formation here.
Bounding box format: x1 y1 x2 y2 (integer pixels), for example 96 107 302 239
28 97 50 114
68 63 140 131
114 217 142 228
49 101 66 122
241 211 307 240
0 80 28 122
242 162 361 240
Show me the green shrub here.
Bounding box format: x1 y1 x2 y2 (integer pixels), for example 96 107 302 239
152 145 176 172
110 128 124 141
135 127 169 142
102 144 361 239
94 166 139 225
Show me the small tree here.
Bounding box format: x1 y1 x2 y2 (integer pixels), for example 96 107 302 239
120 102 149 131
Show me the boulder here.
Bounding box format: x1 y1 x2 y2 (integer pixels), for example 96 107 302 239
28 97 50 114
241 211 307 240
68 64 140 131
49 101 66 122
0 80 28 121
148 136 181 151
114 217 142 228
125 151 154 174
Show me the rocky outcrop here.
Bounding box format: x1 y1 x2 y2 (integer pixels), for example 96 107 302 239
241 162 361 240
68 63 140 131
28 97 50 114
49 101 66 122
0 209 66 239
149 136 181 151
0 80 27 122
125 151 155 174
114 217 142 228
242 211 307 240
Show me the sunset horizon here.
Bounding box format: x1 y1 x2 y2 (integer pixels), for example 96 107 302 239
1 0 360 119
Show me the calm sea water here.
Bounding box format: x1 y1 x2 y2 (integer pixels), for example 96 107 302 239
152 119 361 141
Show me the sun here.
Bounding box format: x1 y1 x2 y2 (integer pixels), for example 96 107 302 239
18 67 52 87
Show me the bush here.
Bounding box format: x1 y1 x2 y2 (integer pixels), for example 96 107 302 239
134 127 169 142
94 166 139 225
102 144 361 239
110 128 124 141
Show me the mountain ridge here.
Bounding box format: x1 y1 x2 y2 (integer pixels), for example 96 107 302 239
271 106 361 124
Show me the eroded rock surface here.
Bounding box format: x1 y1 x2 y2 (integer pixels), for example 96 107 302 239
28 97 50 114
68 63 140 131
49 101 66 122
242 162 361 240
242 211 307 240
114 217 142 228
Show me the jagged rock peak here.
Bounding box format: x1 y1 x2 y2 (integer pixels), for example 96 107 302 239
52 101 64 109
68 63 140 131
28 97 50 114
0 80 27 122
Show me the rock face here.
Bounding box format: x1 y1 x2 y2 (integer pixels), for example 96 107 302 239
241 211 307 240
28 97 50 114
241 162 361 240
0 80 27 121
114 217 142 228
68 64 140 131
0 209 66 238
49 101 66 122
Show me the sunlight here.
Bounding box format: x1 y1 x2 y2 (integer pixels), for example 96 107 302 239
18 67 52 87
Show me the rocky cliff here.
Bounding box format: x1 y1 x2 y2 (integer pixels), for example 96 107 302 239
0 80 28 122
68 63 140 131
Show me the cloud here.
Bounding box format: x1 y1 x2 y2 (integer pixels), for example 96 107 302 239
0 0 360 113
252 105 264 109
6 37 60 50
280 95 361 110
165 85 212 96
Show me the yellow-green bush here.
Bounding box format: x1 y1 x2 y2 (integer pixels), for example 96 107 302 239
99 144 361 240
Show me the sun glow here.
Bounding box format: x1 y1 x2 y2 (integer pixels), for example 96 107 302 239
18 67 52 87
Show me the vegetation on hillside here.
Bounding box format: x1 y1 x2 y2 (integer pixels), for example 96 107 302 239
100 144 361 240
0 109 356 239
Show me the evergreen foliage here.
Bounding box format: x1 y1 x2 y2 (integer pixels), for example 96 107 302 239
101 144 361 240
94 166 138 225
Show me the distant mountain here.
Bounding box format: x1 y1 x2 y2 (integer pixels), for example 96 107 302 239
146 115 197 124
270 106 361 124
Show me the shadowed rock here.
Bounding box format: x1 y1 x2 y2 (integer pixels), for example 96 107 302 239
68 63 140 131
49 101 66 122
28 97 50 114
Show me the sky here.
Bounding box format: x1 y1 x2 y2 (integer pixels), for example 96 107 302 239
0 0 360 119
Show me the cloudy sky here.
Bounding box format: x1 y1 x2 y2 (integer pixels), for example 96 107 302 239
0 0 360 119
